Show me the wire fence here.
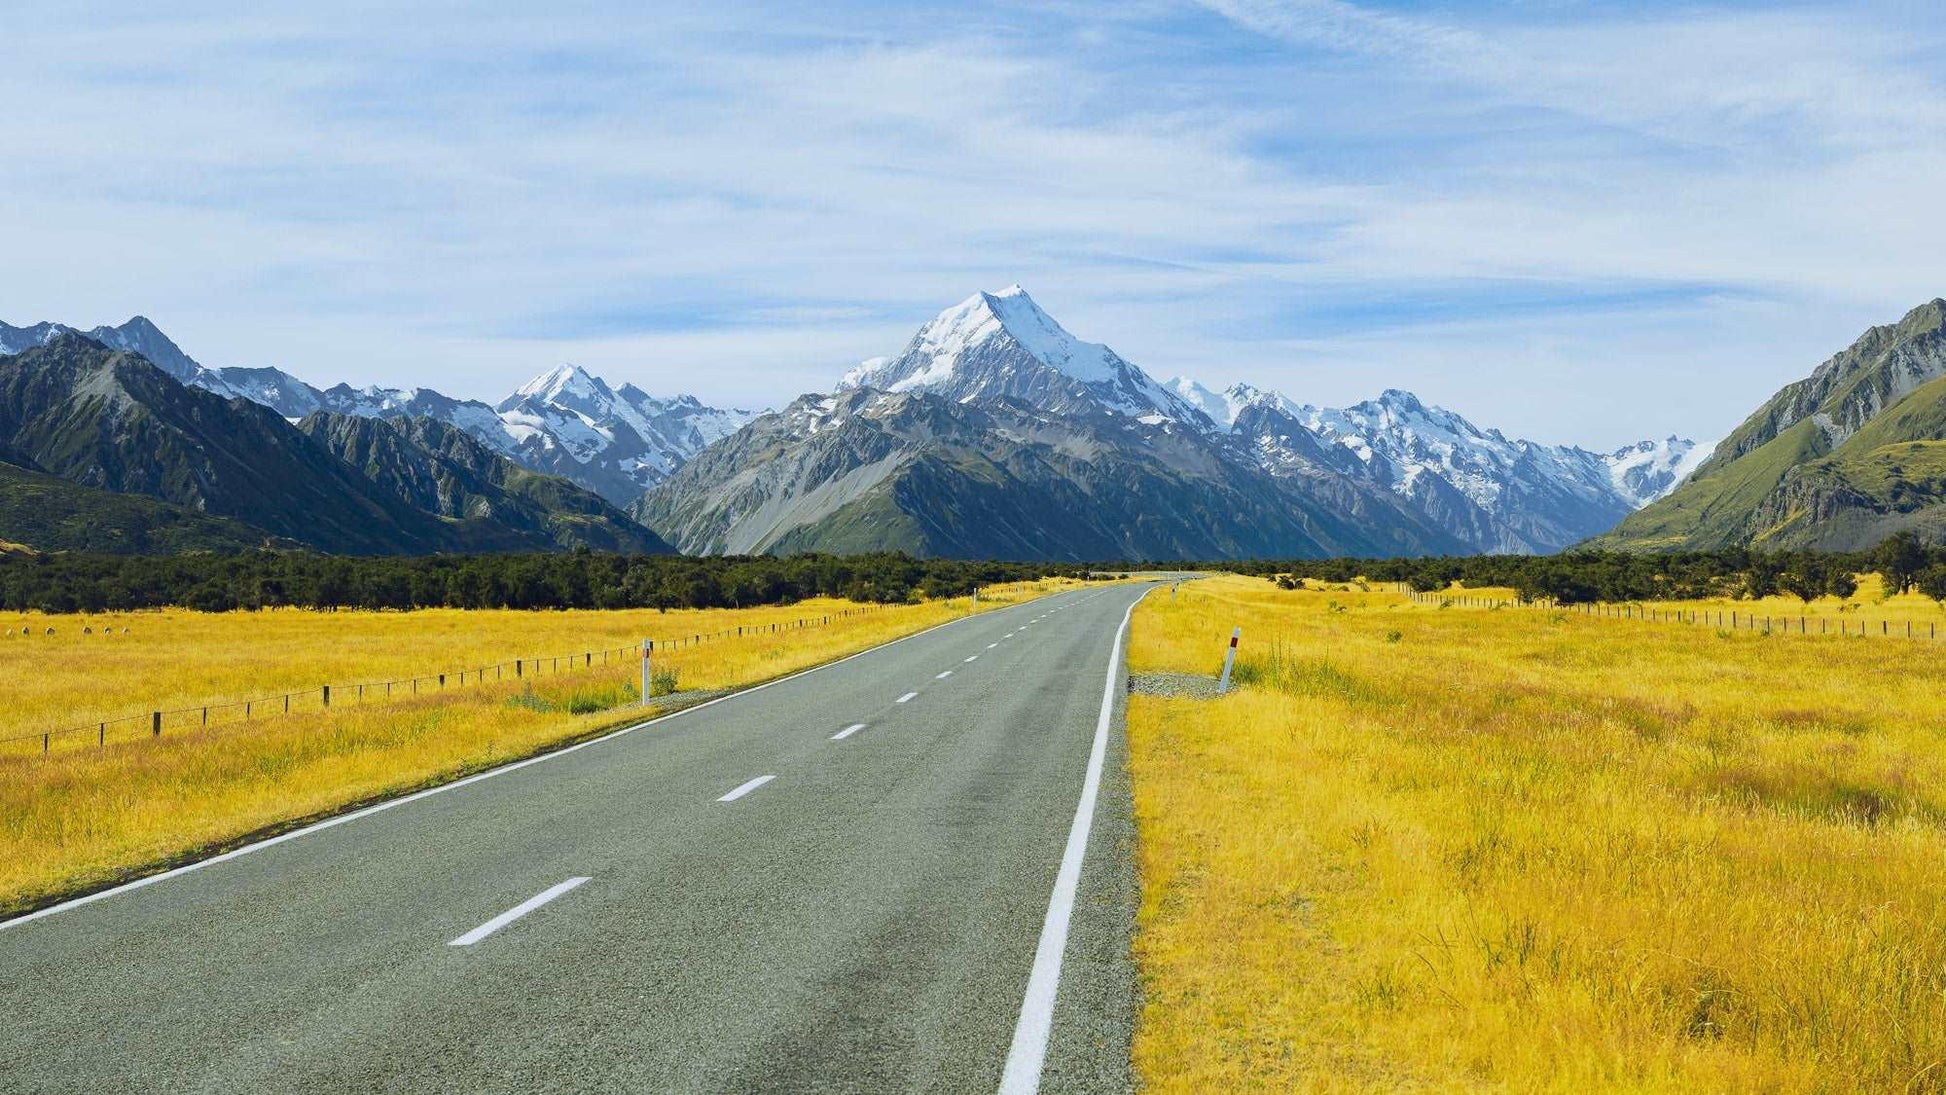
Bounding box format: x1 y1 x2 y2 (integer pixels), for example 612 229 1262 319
1401 587 1946 640
2 603 899 758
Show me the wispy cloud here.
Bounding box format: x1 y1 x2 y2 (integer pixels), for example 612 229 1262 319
0 0 1940 446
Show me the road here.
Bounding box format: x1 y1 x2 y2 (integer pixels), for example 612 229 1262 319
0 583 1153 1094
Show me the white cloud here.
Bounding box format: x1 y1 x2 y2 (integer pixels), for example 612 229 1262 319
0 1 1940 448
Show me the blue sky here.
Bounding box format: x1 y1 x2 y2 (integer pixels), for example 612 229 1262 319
3 0 1943 448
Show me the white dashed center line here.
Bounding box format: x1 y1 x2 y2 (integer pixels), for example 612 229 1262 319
987 643 998 649
897 692 919 703
964 655 978 663
448 877 590 947
936 670 953 679
832 723 866 741
717 775 776 802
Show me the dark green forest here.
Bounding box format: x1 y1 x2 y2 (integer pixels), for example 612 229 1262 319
11 531 1946 614
0 551 1108 613
1164 531 1946 605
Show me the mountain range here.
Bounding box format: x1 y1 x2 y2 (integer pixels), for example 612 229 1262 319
0 335 667 555
4 289 1705 559
637 286 1698 559
0 318 755 507
1596 298 1946 552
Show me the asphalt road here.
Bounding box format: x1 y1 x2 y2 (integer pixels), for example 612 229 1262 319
0 583 1153 1094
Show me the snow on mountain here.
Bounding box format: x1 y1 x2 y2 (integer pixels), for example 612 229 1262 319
4 316 215 388
0 314 757 507
0 321 68 358
1605 435 1713 506
492 365 759 499
1168 378 1699 552
842 286 1207 423
1165 377 1307 428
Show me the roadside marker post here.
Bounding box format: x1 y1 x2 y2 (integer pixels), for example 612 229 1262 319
641 639 651 707
1219 627 1240 694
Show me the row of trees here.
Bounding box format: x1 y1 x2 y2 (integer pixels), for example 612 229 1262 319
1163 532 1946 606
0 551 1104 614
10 530 1945 614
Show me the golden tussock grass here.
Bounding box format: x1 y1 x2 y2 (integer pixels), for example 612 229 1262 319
1442 573 1946 633
1130 574 1946 1093
0 578 1084 914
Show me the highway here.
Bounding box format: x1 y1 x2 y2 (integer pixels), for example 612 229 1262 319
0 583 1153 1094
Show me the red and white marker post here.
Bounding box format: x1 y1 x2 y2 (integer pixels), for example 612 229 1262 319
1219 626 1240 694
640 639 652 707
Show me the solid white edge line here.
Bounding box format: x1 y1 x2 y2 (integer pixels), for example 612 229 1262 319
1 588 1080 933
896 691 920 703
831 723 866 741
996 587 1145 1095
448 876 590 947
717 774 776 802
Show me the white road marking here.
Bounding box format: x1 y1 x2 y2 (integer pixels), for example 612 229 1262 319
997 592 1142 1095
936 670 953 679
448 877 590 947
897 691 919 703
831 723 866 741
717 775 776 802
6 603 1057 933
0 584 1114 932
964 655 979 663
987 643 999 649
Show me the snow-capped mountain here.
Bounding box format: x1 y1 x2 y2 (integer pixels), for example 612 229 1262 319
641 288 1469 558
0 314 757 506
840 286 1209 425
1166 378 1703 553
1606 435 1715 507
493 364 756 504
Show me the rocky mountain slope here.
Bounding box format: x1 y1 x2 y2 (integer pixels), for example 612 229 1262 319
641 286 1695 559
1 316 754 506
639 288 1467 559
0 335 668 554
1594 299 1946 551
297 412 667 553
1168 379 1704 553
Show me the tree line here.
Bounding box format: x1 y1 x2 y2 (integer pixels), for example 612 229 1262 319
0 551 1109 614
13 530 1946 614
1160 532 1946 606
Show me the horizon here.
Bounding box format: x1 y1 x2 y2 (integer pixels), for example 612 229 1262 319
5 2 1944 449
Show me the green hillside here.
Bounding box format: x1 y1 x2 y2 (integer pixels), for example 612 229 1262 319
1593 298 1946 551
0 459 289 553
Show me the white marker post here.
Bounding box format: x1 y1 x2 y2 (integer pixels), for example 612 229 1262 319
640 639 651 706
1218 627 1240 694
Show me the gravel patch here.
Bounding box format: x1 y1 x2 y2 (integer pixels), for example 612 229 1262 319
1129 672 1223 700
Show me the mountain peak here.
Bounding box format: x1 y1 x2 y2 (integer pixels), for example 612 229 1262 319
509 362 609 406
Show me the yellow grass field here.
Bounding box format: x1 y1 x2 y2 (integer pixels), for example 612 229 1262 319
0 578 1084 915
1427 573 1946 637
1129 574 1946 1093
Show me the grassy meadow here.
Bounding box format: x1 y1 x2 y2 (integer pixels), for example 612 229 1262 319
1434 572 1946 635
0 577 1082 914
1129 575 1946 1092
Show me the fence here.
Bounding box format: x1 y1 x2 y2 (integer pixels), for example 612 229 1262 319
1401 587 1946 641
2 603 896 758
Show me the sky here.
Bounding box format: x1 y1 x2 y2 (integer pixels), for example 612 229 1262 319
3 0 1943 449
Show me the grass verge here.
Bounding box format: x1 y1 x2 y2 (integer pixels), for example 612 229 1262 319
1129 575 1946 1092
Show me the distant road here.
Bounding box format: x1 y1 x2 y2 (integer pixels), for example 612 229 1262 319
1 584 1152 1094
